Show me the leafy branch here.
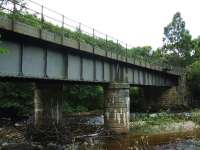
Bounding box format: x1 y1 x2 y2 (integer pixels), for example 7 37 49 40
0 34 9 54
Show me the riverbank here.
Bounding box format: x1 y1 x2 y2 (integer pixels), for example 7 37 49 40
130 110 200 134
0 114 106 150
0 115 104 141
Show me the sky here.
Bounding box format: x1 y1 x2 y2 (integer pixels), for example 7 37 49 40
31 0 200 49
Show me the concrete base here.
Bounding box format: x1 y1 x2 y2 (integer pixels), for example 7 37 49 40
33 82 63 128
104 82 130 134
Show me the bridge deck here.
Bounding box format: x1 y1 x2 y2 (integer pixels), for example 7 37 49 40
0 16 180 86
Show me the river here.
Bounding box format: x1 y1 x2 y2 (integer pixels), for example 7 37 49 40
1 114 200 149
72 129 200 150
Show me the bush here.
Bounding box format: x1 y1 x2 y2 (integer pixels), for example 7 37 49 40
0 82 33 117
187 60 200 97
63 85 104 112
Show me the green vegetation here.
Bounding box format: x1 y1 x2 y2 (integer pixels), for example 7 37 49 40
63 85 104 113
0 34 9 54
0 10 127 55
162 12 193 66
190 108 200 124
0 82 33 117
130 12 200 112
0 47 8 54
130 111 200 134
130 113 183 134
131 112 182 126
130 109 200 134
187 60 200 97
161 12 200 100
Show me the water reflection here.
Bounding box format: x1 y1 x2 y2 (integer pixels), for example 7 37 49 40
73 129 200 150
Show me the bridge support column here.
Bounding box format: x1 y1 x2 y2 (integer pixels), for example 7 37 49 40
34 82 63 128
159 86 187 108
104 83 130 134
159 75 187 109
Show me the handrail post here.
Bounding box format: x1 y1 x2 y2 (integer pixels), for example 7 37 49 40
12 0 16 30
106 34 108 57
62 15 64 29
92 28 95 53
92 28 96 80
13 0 16 13
126 44 128 63
125 43 128 82
116 40 119 81
41 5 44 25
117 40 119 58
61 15 64 44
92 28 95 39
40 5 44 38
78 22 81 33
78 22 81 49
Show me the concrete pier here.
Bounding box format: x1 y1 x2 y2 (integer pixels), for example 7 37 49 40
34 82 63 128
104 83 130 133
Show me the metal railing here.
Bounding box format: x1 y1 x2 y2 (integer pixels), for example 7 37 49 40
0 0 182 74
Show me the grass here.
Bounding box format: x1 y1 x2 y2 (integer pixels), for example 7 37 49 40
130 111 200 134
131 112 182 126
0 10 126 54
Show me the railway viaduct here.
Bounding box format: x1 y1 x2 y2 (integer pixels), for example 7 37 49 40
0 6 185 133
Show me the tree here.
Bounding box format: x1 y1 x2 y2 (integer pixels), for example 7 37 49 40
162 12 193 66
129 46 153 58
0 0 26 10
151 48 169 64
63 85 104 113
0 0 8 7
0 82 33 118
192 36 200 61
187 60 200 97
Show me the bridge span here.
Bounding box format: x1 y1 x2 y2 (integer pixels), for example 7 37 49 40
0 1 184 133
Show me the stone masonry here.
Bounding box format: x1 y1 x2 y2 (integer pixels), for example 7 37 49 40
104 82 130 133
34 82 63 128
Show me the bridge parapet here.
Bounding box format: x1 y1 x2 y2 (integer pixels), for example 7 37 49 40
0 0 183 76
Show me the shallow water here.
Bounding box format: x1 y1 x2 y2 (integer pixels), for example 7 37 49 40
73 128 200 150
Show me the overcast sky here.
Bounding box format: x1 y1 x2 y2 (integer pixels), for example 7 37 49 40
31 0 200 49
